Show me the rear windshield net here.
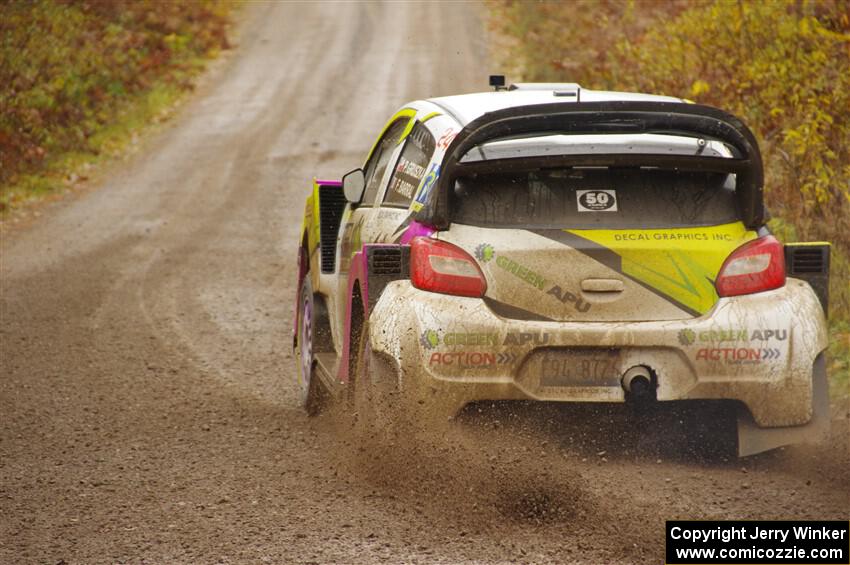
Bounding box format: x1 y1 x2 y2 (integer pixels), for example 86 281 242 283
451 168 738 229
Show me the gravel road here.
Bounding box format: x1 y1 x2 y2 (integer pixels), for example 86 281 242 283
1 2 847 564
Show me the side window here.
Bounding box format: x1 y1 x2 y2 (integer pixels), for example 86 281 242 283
361 119 408 206
383 123 436 207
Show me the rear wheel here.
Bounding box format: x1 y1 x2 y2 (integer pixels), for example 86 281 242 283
351 318 377 435
352 315 405 440
352 319 367 387
296 276 325 416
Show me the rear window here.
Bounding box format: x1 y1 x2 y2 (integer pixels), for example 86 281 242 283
451 168 738 229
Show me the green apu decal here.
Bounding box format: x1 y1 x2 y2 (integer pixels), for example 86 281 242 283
474 243 590 312
420 329 440 350
678 328 789 346
475 243 495 263
420 329 550 349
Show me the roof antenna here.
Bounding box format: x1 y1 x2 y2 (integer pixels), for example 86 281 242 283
489 75 506 92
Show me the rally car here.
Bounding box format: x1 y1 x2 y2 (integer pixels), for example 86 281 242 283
294 79 831 456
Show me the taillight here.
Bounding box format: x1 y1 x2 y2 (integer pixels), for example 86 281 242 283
410 237 487 298
716 236 785 297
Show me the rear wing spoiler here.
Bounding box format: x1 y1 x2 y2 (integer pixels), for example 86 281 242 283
422 101 765 229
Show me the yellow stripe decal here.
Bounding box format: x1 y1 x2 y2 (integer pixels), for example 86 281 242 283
365 108 417 162
566 222 757 315
398 117 417 145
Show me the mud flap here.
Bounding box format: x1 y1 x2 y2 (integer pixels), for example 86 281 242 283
737 353 830 457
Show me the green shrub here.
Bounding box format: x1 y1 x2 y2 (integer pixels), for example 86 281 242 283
0 0 232 202
608 1 849 269
489 0 693 83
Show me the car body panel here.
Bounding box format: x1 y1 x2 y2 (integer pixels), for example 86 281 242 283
439 221 758 322
293 84 830 455
368 277 827 428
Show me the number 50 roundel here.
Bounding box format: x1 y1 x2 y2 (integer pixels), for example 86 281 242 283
577 189 618 212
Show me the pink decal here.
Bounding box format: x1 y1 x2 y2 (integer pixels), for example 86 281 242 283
400 221 436 245
340 244 409 383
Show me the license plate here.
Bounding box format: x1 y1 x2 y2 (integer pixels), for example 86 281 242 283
538 348 622 387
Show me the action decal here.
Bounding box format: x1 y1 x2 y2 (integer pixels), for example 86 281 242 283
678 327 788 364
692 347 782 364
421 328 548 367
428 352 498 367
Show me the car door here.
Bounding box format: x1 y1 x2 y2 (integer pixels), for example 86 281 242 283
328 116 411 353
338 116 409 275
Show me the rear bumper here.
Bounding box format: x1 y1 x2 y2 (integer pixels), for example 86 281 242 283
368 278 828 428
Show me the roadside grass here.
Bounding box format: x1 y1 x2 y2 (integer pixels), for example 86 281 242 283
1 82 186 213
0 1 236 218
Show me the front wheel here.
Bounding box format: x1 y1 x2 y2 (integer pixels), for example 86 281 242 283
296 276 325 416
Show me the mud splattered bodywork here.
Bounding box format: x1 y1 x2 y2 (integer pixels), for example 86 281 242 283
294 84 831 456
369 278 827 427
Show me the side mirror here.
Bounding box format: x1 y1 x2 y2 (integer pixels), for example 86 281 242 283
342 168 366 204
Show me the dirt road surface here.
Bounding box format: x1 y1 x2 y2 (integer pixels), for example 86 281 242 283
1 3 847 564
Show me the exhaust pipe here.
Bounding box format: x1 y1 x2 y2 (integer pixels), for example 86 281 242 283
622 365 656 400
